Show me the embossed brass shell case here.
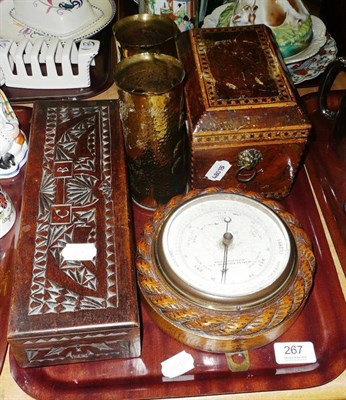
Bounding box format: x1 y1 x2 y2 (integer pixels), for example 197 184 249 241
176 26 312 198
114 53 187 210
136 187 315 353
8 101 141 367
113 13 179 59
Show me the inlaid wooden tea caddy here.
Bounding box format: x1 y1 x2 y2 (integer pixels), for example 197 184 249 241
176 25 312 198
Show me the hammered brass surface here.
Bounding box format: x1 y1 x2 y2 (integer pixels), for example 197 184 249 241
114 53 187 209
113 13 179 59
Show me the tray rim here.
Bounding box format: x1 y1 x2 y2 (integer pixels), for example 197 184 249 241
4 97 346 399
7 165 346 400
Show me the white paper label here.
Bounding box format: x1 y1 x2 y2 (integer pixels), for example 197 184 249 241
161 351 195 378
274 342 317 365
61 243 97 261
205 161 232 181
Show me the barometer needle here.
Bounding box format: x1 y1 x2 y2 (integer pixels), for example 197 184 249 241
221 217 233 284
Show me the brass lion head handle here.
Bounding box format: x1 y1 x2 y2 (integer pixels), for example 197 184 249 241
235 148 263 183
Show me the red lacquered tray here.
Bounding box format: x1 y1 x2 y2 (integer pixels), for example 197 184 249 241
302 90 346 274
0 107 32 374
8 156 346 398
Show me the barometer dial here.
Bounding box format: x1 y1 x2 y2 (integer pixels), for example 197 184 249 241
157 193 296 307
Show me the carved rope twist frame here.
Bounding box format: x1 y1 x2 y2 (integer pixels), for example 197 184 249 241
136 187 316 352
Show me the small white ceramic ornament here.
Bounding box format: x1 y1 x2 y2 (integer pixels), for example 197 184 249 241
0 89 28 178
0 185 16 239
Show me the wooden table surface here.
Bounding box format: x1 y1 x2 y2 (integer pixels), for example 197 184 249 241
1 72 345 400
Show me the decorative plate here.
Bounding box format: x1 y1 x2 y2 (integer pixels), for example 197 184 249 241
203 1 238 29
203 4 326 64
284 16 326 64
0 0 116 42
287 34 337 85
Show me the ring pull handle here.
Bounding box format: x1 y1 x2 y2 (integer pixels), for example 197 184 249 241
235 149 263 183
318 57 346 120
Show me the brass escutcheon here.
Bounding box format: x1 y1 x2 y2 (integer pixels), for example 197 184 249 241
225 351 250 372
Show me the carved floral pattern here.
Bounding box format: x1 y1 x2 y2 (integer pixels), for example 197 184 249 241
24 331 134 364
29 105 118 315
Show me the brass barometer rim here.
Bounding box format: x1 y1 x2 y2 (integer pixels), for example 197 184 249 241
154 192 298 310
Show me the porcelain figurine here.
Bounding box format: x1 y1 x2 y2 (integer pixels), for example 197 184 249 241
0 185 16 238
231 0 313 58
0 90 28 178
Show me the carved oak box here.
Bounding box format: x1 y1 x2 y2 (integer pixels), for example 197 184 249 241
8 101 141 367
176 26 311 198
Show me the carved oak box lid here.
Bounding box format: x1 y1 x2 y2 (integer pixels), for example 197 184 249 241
7 101 141 367
176 26 311 198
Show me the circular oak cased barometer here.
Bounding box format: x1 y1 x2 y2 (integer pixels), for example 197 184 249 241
136 187 315 353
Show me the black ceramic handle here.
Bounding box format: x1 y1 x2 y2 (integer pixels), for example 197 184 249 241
318 57 346 120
